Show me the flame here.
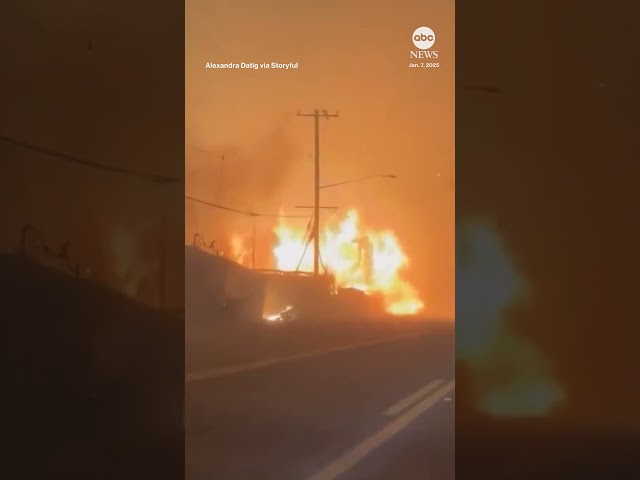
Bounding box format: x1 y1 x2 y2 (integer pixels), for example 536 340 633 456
231 233 250 266
457 220 565 416
272 210 423 315
108 227 159 303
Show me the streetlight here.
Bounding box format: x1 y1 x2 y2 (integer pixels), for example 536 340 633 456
319 174 397 190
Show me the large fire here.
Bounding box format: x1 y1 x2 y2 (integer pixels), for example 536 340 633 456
272 210 424 315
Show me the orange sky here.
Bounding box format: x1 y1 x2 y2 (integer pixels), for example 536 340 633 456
186 0 455 318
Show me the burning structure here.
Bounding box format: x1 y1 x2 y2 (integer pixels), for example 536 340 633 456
272 209 423 315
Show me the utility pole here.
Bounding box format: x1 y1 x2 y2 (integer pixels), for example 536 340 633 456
251 214 257 269
297 109 339 276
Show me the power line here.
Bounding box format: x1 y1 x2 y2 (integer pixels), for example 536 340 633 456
185 195 309 219
1 134 182 184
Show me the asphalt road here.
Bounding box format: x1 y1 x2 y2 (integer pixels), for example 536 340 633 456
186 321 454 480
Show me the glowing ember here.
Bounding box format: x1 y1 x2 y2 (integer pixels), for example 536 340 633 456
272 210 423 315
264 305 295 322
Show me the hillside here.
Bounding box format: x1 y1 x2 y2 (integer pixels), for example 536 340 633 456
1 254 183 479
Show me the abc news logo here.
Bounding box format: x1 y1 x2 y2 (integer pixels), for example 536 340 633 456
414 32 434 44
410 26 438 59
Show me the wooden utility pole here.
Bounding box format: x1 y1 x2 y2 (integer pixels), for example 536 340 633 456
251 214 257 269
296 109 339 276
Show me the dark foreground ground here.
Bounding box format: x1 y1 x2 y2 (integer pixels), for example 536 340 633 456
5 252 639 479
186 320 455 480
2 254 184 480
186 314 640 480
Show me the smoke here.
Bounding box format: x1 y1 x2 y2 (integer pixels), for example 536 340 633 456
191 118 296 202
185 116 299 243
457 219 565 416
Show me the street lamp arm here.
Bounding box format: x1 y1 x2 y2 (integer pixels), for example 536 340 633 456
320 174 396 190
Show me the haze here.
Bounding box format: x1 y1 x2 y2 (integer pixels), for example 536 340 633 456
186 0 455 318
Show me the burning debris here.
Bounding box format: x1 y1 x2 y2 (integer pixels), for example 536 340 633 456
264 305 295 322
